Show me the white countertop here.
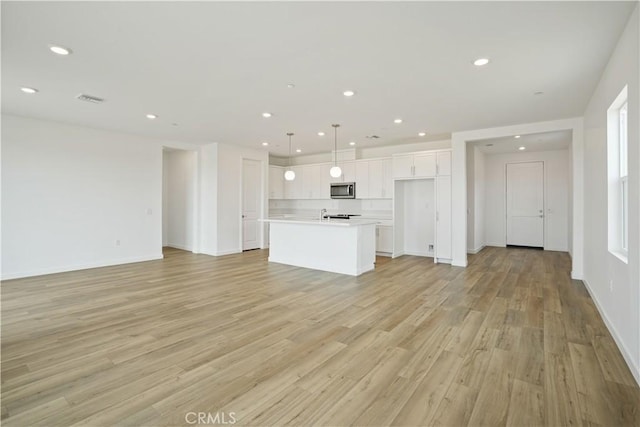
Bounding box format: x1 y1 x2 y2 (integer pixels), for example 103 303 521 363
261 218 378 227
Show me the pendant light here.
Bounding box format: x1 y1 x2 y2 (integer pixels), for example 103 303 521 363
284 132 296 181
329 124 342 178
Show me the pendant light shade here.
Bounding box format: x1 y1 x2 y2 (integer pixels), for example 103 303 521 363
330 124 342 178
284 132 295 181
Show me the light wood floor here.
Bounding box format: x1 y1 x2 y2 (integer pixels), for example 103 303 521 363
1 247 638 426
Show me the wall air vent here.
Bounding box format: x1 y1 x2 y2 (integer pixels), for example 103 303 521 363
76 94 105 104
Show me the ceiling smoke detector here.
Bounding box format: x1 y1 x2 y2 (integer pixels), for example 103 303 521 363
76 94 105 104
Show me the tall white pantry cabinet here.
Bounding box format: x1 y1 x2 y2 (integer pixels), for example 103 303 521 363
392 149 452 263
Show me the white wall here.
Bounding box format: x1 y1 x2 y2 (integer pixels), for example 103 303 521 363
1 114 164 279
467 146 485 254
483 149 570 251
162 153 169 246
466 146 475 251
466 145 486 253
163 150 197 251
582 5 639 384
199 142 268 256
473 148 485 253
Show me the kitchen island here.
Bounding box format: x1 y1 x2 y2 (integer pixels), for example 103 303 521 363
263 218 377 276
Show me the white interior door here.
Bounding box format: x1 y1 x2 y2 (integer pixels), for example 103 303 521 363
242 159 261 250
506 162 544 247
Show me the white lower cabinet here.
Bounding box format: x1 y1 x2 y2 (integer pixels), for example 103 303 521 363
376 225 393 255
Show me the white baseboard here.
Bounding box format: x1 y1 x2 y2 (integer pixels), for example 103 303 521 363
165 243 194 252
467 245 485 254
403 250 434 258
1 253 164 281
452 258 468 267
485 242 507 248
544 246 569 252
582 278 640 387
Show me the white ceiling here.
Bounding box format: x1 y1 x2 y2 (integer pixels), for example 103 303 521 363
473 130 572 154
1 2 635 156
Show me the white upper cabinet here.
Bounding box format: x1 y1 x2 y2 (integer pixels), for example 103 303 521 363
342 161 356 183
392 150 451 179
269 165 284 199
413 153 436 177
284 165 304 199
318 165 331 199
392 155 415 179
355 161 370 199
299 163 331 199
436 151 451 176
302 164 319 199
329 161 355 183
368 158 393 199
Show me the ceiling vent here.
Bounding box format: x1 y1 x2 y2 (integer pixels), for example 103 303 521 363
76 94 105 104
365 135 381 139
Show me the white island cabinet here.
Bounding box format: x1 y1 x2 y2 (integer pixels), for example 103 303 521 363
262 218 377 276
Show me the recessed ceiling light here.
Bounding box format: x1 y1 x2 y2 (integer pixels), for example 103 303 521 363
519 146 526 151
343 90 356 97
20 87 38 94
49 45 72 55
146 114 157 119
296 149 302 153
473 58 490 66
262 142 269 146
514 135 521 139
287 83 295 89
349 141 356 146
394 119 403 124
318 132 325 136
262 112 272 118
418 132 426 137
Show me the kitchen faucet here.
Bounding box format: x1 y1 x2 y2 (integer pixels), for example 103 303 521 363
320 208 327 220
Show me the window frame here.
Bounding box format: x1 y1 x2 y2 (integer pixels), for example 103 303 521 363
606 86 628 262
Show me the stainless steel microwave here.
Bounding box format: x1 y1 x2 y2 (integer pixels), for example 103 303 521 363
330 182 356 199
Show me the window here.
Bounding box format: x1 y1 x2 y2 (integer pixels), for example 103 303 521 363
619 102 628 251
607 86 628 262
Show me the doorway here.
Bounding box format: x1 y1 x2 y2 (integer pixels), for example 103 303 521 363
506 161 544 248
162 148 198 252
242 159 261 250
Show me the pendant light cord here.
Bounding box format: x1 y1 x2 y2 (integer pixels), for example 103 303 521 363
332 124 340 165
287 132 293 167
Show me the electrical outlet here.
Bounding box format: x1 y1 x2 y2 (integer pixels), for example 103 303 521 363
428 244 434 251
115 239 121 246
